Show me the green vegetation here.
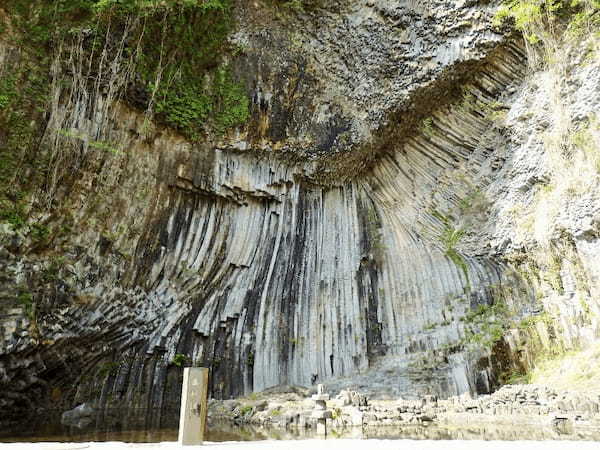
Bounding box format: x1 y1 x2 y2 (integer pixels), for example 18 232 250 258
331 407 342 420
0 76 17 111
281 0 306 11
0 0 250 232
275 0 324 13
212 69 251 131
518 311 552 329
494 0 565 44
0 60 50 231
58 130 123 155
501 368 532 384
7 0 249 142
456 89 508 127
92 0 228 15
571 115 600 173
462 302 509 349
0 201 27 230
246 351 255 366
458 187 490 217
30 223 50 242
432 210 470 287
172 353 189 367
420 117 434 137
579 295 593 321
494 0 600 45
153 66 249 138
239 405 254 416
17 292 35 320
544 252 564 293
97 361 120 378
131 0 250 137
40 257 64 283
423 321 438 331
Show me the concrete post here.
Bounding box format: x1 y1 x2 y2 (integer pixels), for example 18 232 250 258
178 367 209 446
311 384 332 436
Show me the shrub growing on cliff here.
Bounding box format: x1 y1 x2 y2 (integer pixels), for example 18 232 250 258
10 0 250 151
93 0 227 15
431 210 470 287
128 0 249 138
172 353 189 367
155 85 212 138
276 0 324 12
463 303 510 349
494 0 600 45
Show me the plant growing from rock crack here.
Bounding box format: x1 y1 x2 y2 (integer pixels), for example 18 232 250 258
462 303 510 349
282 0 305 11
431 210 470 288
501 368 532 384
172 353 189 367
17 292 35 320
420 117 434 137
97 361 120 378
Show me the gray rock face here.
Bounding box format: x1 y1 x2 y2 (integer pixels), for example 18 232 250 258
231 0 504 155
0 0 599 431
336 390 368 407
61 403 95 429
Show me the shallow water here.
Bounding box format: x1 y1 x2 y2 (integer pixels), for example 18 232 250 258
2 414 600 443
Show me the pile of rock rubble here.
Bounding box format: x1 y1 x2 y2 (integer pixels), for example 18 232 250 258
208 384 600 432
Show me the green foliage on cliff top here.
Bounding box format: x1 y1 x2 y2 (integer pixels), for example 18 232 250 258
17 292 35 320
494 0 600 44
12 0 228 23
3 0 249 197
105 0 249 137
92 0 227 14
8 0 249 140
137 4 250 137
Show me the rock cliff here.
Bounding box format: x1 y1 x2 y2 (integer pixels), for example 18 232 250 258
0 0 599 429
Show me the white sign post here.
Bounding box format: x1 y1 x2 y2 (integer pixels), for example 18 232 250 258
178 367 209 446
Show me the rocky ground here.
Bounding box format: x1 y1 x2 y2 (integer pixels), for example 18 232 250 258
209 383 600 435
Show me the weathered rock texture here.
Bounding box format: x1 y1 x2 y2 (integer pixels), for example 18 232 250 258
0 0 599 431
212 384 600 434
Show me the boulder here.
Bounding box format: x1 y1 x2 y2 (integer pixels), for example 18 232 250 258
61 403 95 428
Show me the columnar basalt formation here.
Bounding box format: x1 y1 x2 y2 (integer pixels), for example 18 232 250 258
0 0 599 431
